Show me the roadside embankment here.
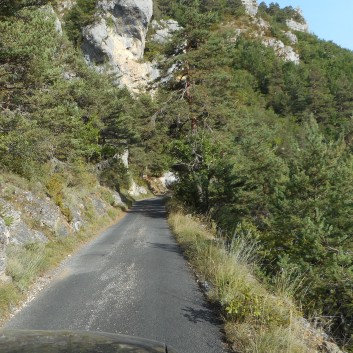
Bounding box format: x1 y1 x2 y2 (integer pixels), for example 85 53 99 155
0 169 137 324
168 202 344 353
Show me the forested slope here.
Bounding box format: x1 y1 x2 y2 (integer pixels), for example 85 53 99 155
148 0 353 350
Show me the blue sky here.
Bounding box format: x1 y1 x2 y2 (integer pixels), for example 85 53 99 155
262 1 353 51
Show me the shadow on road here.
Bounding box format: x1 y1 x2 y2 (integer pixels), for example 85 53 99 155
147 242 181 254
182 305 223 326
128 198 167 219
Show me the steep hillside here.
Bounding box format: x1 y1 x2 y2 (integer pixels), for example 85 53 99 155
147 0 353 351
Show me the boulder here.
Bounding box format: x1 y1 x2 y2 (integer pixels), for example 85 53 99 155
159 172 177 188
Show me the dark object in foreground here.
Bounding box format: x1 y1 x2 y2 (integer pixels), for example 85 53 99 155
0 330 178 353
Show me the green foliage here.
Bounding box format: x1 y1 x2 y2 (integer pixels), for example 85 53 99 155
64 0 98 45
258 2 305 25
99 159 130 192
0 0 51 18
0 205 14 227
155 2 353 349
45 173 72 221
0 4 139 194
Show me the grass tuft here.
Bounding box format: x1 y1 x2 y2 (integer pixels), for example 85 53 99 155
0 283 20 319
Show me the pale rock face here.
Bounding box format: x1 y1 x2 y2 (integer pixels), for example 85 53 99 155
158 172 177 188
241 0 258 17
99 0 153 24
262 38 300 64
0 200 49 245
128 180 148 197
151 19 181 44
82 0 158 91
112 191 126 208
285 31 298 44
16 191 70 237
286 18 309 32
116 149 129 168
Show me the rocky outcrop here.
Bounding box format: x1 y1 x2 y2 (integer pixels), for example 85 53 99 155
0 197 49 245
82 0 159 91
262 37 300 64
16 192 70 237
159 172 177 188
241 0 258 17
285 31 298 44
151 19 181 44
57 0 75 14
96 149 150 199
286 18 309 33
0 179 126 280
128 180 148 197
229 16 300 64
144 172 177 194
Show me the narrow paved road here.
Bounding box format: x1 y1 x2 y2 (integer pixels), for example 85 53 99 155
5 198 227 353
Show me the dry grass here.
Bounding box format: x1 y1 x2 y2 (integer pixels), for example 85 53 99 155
168 210 318 353
0 283 20 319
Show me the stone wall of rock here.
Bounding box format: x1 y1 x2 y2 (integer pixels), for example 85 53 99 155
0 180 126 281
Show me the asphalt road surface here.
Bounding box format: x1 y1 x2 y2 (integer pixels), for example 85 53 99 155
5 197 227 353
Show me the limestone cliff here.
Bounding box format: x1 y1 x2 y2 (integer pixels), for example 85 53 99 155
58 0 309 89
81 0 159 92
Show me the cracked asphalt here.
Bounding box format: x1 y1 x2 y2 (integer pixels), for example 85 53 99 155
5 197 227 353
